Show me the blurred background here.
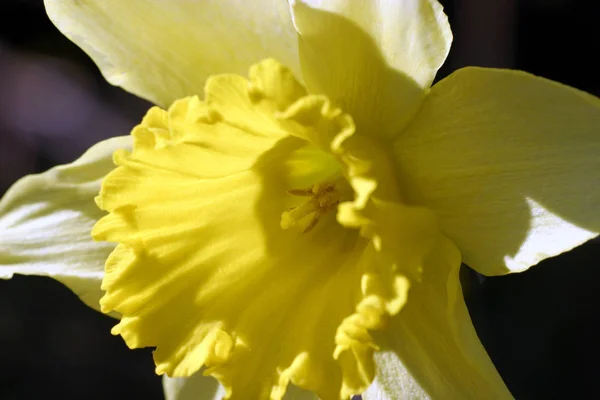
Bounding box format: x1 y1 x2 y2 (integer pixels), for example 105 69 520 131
0 0 598 399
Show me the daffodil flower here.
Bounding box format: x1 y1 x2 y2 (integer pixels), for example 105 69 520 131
1 0 599 399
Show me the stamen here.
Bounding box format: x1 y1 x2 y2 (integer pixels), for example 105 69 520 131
280 181 344 233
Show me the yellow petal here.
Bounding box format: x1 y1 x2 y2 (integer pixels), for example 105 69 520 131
289 0 452 137
93 60 409 399
394 67 600 275
44 0 300 107
0 136 130 312
372 236 512 398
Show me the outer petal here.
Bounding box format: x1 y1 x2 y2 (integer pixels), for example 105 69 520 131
44 0 300 107
163 374 224 400
289 0 452 137
370 237 512 399
163 373 317 400
363 357 429 400
394 67 600 275
0 136 131 312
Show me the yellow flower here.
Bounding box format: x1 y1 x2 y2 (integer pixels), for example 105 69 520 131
1 1 599 399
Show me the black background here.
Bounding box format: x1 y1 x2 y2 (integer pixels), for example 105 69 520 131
1 0 599 399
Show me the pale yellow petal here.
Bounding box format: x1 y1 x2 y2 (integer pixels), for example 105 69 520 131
363 356 429 400
163 374 317 400
163 374 224 400
0 136 131 312
372 236 512 398
394 67 600 275
44 0 300 107
289 0 452 137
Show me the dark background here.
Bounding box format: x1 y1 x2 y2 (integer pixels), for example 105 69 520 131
1 0 599 399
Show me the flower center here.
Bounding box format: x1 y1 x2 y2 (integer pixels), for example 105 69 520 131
280 178 352 233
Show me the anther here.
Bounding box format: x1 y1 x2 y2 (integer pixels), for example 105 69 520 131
280 181 342 233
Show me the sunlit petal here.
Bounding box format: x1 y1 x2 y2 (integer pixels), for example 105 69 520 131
44 0 300 107
290 0 452 137
394 67 600 275
0 136 130 312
